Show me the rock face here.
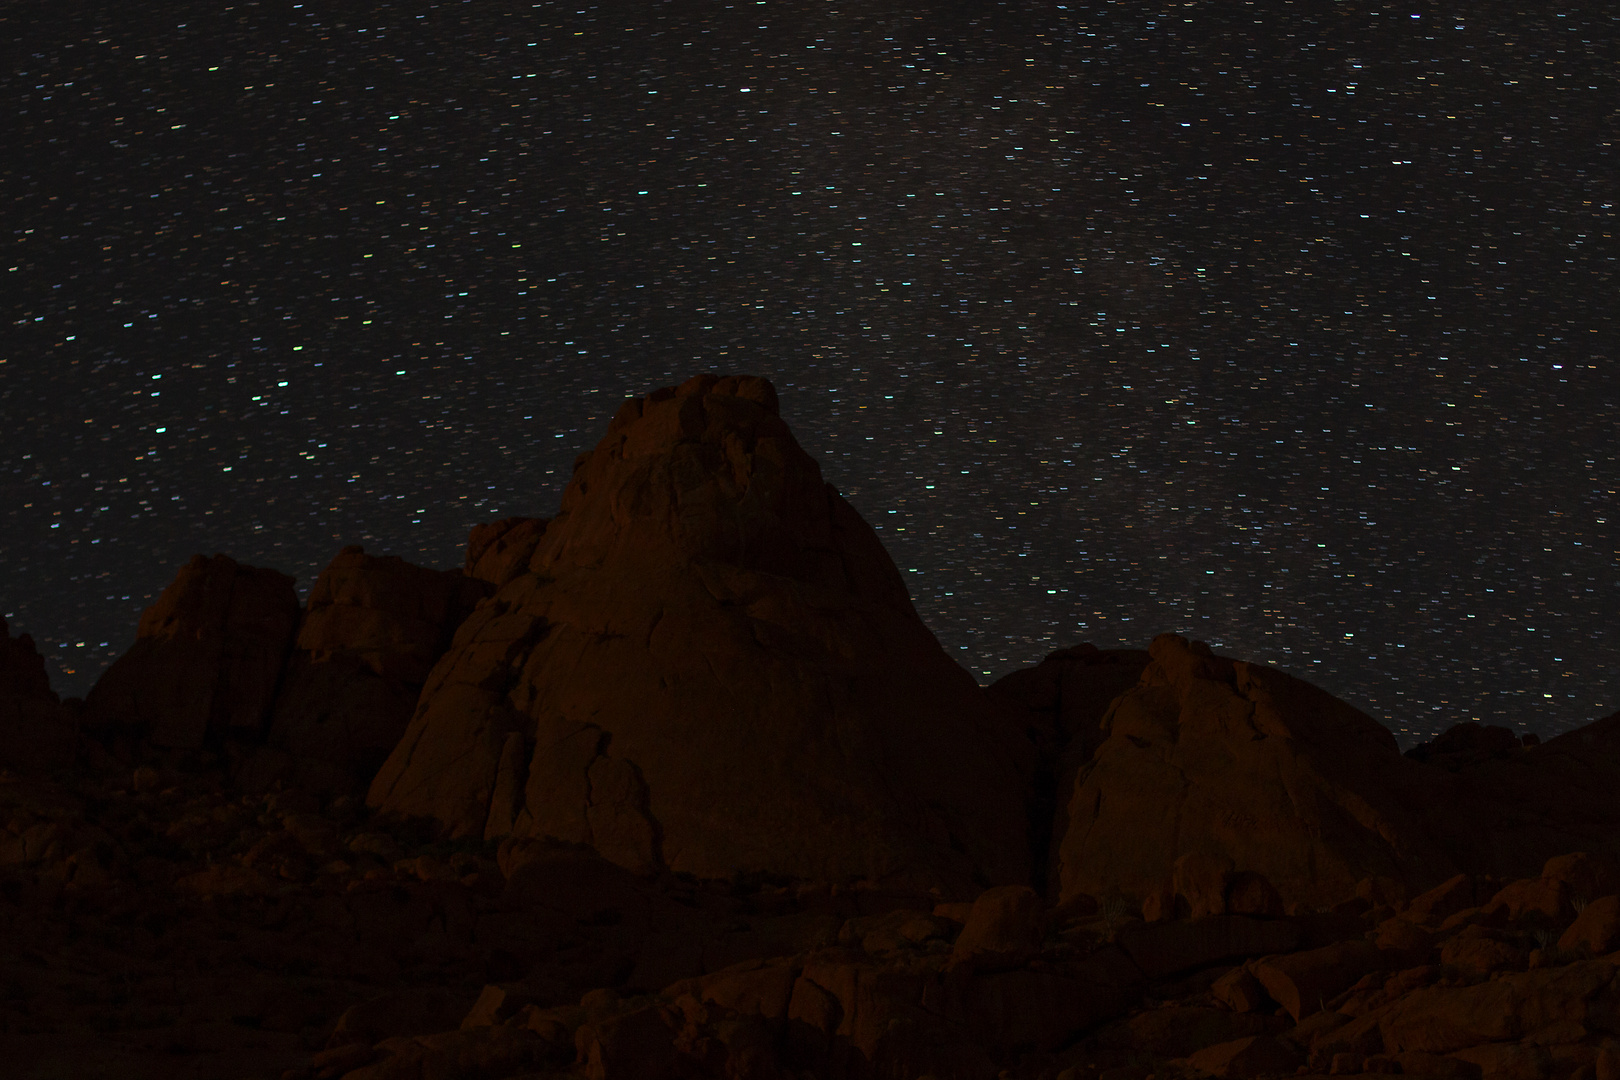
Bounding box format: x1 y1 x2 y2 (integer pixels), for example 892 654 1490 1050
987 644 1151 763
465 517 550 588
0 618 76 771
83 554 299 750
1056 634 1473 912
988 644 1151 894
368 374 1031 893
248 546 491 794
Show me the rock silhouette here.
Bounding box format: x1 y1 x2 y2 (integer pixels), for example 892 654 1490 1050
4 375 1620 1080
83 553 299 749
1056 633 1477 912
1405 721 1528 771
0 617 76 772
241 545 492 795
367 374 1031 893
1435 711 1620 881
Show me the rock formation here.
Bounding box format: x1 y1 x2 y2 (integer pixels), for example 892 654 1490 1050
1406 721 1531 771
367 374 1032 893
988 643 1151 893
1056 634 1478 913
82 553 299 750
1436 710 1620 881
465 516 550 588
0 618 77 772
12 373 1620 1080
241 546 491 794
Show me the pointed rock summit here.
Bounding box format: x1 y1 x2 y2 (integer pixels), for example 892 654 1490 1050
368 374 1031 893
0 617 77 771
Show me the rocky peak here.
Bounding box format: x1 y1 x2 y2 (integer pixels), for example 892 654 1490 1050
531 373 912 614
367 375 1030 894
0 616 56 704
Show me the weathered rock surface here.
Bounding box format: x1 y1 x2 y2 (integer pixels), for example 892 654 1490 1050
246 546 490 794
988 643 1151 893
1560 895 1620 957
0 617 77 772
950 884 1046 968
465 516 550 588
83 553 299 749
1375 959 1619 1054
1182 1033 1304 1079
368 374 1031 893
1057 633 1475 911
1252 938 1390 1022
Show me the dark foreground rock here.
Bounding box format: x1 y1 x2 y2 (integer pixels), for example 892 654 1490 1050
7 747 1620 1080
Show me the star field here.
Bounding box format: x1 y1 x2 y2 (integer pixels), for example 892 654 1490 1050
2 1 1615 746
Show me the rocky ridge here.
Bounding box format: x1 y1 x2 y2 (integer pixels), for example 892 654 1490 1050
2 375 1618 1080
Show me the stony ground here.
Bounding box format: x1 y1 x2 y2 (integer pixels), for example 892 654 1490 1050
3 751 1619 1080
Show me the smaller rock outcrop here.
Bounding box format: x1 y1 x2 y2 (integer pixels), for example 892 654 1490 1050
1406 721 1528 771
1437 711 1620 880
0 618 77 772
83 554 299 750
988 643 1150 895
243 546 491 794
1056 634 1475 912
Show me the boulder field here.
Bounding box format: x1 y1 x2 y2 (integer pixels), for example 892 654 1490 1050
3 375 1618 1080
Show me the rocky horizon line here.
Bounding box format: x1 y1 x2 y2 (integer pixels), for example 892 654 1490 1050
3 374 1620 1080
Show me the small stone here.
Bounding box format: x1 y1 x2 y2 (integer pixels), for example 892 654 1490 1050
1211 966 1269 1014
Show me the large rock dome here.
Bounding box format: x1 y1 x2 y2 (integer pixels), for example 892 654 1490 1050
367 374 1031 894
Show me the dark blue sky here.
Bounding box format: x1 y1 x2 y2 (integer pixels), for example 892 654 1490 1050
3 1 1614 745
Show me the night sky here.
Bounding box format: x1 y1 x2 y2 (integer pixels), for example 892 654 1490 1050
3 1 1614 746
